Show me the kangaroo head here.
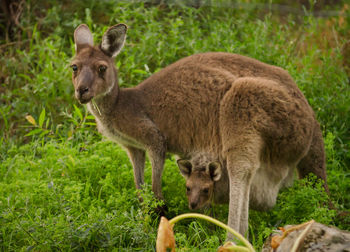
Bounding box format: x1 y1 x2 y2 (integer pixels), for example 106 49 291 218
177 157 222 210
70 24 127 104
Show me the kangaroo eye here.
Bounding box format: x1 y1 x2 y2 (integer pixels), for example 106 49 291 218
99 65 107 73
186 187 191 192
71 64 78 72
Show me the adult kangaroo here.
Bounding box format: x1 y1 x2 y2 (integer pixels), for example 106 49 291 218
71 24 328 236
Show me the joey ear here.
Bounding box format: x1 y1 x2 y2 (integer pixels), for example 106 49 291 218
100 24 127 58
74 24 93 52
177 159 192 179
208 162 222 181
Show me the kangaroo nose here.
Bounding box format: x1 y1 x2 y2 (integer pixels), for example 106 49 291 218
190 202 197 210
78 86 89 96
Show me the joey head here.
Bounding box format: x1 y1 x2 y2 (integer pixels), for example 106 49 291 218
177 157 221 210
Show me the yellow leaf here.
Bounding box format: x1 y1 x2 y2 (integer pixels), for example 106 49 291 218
271 235 284 249
271 220 315 249
25 115 37 126
156 217 175 252
217 241 237 252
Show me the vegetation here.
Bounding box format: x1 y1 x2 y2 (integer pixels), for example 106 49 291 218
1 0 349 250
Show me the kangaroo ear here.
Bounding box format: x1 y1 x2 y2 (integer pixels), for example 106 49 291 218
208 162 221 181
100 24 127 58
74 24 93 52
177 159 192 179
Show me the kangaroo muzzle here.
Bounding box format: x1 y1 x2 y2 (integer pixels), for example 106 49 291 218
75 67 94 103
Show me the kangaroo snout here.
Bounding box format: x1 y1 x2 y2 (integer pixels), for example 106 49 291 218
78 86 89 96
75 85 92 104
74 66 95 103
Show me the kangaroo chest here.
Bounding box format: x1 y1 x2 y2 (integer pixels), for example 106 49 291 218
88 104 145 150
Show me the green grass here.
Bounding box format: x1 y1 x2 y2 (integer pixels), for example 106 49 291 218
1 0 349 250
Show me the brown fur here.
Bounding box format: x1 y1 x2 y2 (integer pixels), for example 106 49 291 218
71 24 328 236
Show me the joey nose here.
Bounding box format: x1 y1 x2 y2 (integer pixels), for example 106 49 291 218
190 202 197 210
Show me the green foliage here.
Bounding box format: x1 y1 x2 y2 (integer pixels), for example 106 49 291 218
274 175 336 225
324 132 350 229
1 141 142 250
1 0 349 250
0 140 224 250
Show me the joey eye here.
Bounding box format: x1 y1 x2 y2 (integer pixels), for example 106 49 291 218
71 64 78 72
202 188 209 194
98 65 107 74
186 187 191 193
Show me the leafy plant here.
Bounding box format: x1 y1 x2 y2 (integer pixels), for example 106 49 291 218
274 174 336 225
